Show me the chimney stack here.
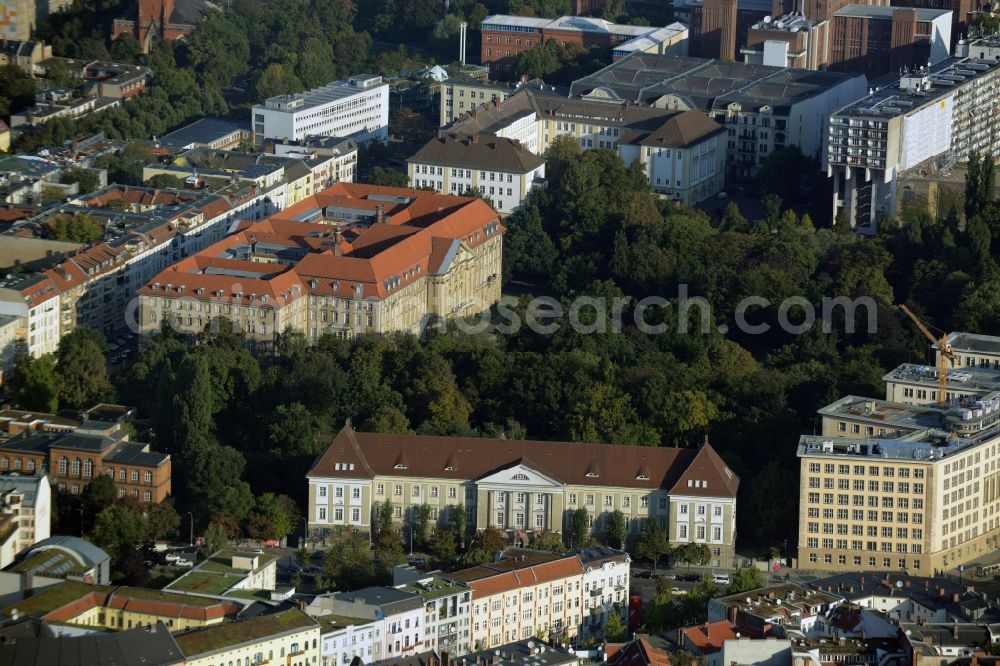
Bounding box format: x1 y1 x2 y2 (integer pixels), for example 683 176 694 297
952 592 960 602
375 204 386 224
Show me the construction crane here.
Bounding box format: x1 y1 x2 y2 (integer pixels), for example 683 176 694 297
899 304 956 407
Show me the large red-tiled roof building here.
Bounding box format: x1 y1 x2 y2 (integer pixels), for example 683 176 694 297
307 426 740 569
137 183 503 346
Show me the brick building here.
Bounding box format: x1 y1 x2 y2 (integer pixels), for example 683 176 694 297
479 14 687 79
743 5 951 74
112 0 212 53
0 420 171 503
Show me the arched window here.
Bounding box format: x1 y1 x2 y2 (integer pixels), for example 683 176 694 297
71 458 81 476
131 470 139 482
144 471 152 483
58 457 68 475
83 459 93 477
106 468 114 478
143 490 152 503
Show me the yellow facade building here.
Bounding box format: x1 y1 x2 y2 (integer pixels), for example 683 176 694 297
307 426 740 568
138 183 504 346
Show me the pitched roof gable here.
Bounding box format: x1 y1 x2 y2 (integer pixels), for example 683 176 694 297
308 427 737 496
668 441 739 497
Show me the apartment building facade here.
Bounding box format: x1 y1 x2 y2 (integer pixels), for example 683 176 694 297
577 547 630 642
321 587 424 663
0 183 279 345
0 473 50 568
440 77 516 126
307 427 740 567
138 183 504 344
446 549 586 649
407 133 545 214
395 577 473 657
826 57 1000 232
317 615 378 666
796 391 1000 573
0 420 171 502
252 76 389 146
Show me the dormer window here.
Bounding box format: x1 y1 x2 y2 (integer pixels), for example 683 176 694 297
444 465 456 471
394 463 407 470
636 473 649 481
585 472 600 479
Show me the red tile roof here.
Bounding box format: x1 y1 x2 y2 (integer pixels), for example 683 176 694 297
683 621 738 654
667 440 739 497
139 182 503 305
446 550 584 596
606 638 672 666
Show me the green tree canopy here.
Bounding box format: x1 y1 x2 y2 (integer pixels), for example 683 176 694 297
91 505 148 560
11 354 61 412
56 326 114 408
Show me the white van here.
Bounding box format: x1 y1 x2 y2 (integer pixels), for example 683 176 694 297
712 573 731 585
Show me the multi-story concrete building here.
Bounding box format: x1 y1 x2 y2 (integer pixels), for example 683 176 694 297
883 333 1000 406
826 57 1000 232
407 133 545 214
0 273 60 358
174 607 321 666
307 426 740 567
577 546 630 642
138 183 504 345
447 90 728 204
439 77 517 127
395 576 473 656
742 13 832 70
479 15 688 79
569 53 867 181
252 76 389 146
446 548 586 649
0 473 50 568
0 419 171 502
796 388 1000 573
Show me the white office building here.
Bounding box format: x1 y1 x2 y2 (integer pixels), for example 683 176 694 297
252 76 390 145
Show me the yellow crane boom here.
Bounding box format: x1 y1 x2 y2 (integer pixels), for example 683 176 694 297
899 304 955 407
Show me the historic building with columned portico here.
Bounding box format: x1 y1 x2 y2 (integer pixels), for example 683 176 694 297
306 425 740 567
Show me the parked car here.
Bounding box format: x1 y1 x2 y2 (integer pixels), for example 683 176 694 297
634 570 656 579
175 558 194 568
712 573 731 585
661 573 676 580
164 552 181 563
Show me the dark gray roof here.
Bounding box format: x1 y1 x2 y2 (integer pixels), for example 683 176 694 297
810 573 971 611
334 587 422 613
103 442 170 467
620 109 726 148
569 53 863 114
0 474 47 509
465 639 578 666
574 545 630 568
0 621 183 666
0 434 57 455
408 134 544 173
48 433 117 453
159 118 249 149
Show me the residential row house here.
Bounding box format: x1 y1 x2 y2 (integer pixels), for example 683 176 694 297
0 182 281 354
137 183 504 345
307 426 739 569
0 419 170 503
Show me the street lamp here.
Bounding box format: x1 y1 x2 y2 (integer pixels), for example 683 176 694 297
186 512 194 547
